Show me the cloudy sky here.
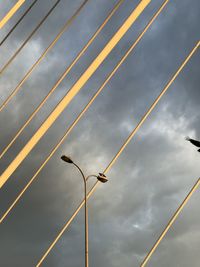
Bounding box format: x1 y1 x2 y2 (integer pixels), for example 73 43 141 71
0 0 199 266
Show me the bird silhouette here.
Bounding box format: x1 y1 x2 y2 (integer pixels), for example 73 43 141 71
185 137 200 152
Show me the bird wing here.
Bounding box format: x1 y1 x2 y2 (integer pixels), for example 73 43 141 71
189 139 200 147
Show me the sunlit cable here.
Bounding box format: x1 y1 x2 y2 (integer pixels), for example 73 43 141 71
0 0 39 46
140 178 200 267
35 41 199 267
0 0 151 189
0 0 25 29
0 0 89 113
0 0 62 75
0 0 124 159
0 0 168 225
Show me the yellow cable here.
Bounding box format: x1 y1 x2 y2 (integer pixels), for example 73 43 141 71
0 0 40 46
35 41 199 267
140 178 200 267
104 41 200 173
0 0 124 159
0 0 62 75
0 0 151 189
0 0 169 225
0 0 89 113
0 0 25 29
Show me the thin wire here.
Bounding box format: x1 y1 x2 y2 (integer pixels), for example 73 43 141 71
0 0 62 75
0 0 124 159
0 0 89 113
105 41 200 173
0 0 151 189
140 178 200 267
35 41 199 267
0 0 167 224
0 0 25 29
0 0 39 46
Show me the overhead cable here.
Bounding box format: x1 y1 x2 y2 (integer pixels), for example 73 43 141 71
0 0 25 29
0 0 62 75
0 0 169 225
0 0 124 159
0 0 151 189
140 178 200 267
0 0 40 46
35 41 199 267
0 0 89 112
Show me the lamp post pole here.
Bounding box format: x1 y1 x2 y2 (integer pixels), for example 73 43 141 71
72 162 89 267
61 155 108 267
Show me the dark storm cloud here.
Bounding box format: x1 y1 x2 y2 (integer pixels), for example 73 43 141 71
0 0 200 266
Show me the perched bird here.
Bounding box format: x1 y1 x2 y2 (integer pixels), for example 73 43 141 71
185 136 200 152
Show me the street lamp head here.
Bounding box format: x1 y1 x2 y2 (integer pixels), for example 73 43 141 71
97 173 108 183
61 155 74 164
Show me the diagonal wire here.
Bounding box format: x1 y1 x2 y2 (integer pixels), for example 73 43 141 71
0 0 151 189
0 0 40 46
0 0 169 224
140 178 200 267
0 0 62 75
0 0 124 160
0 0 89 113
0 0 25 29
0 0 169 226
35 41 199 267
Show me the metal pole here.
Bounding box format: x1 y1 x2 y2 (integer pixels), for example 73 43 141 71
85 179 89 267
73 163 89 267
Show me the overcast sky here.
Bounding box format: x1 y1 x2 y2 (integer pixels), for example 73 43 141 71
0 0 199 266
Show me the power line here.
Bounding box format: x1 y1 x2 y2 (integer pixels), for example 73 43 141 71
0 0 124 159
104 41 199 173
140 178 200 267
0 0 39 46
34 41 199 267
0 0 25 29
0 0 168 224
0 0 151 189
0 0 62 75
0 0 89 113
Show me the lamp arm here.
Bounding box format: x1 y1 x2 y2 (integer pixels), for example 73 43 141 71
86 174 98 181
73 162 87 184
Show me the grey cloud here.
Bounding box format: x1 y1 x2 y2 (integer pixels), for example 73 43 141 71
0 0 200 266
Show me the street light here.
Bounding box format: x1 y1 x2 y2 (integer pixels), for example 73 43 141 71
61 155 108 267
